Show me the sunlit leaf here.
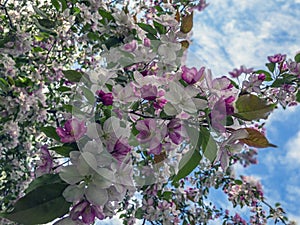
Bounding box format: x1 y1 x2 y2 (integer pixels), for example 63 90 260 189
238 128 277 148
234 94 275 121
180 12 193 33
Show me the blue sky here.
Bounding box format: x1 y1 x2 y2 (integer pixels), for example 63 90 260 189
97 1 300 224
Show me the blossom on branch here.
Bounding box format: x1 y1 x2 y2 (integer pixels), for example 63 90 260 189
56 118 87 143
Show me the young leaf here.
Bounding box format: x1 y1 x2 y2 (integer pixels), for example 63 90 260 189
200 127 218 162
238 127 277 148
180 12 193 33
40 126 61 142
234 94 275 121
1 183 70 225
62 70 83 82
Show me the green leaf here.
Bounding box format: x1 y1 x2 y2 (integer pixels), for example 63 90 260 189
50 143 78 157
25 174 63 194
271 73 297 87
153 21 166 34
59 0 67 11
81 86 95 104
200 127 218 162
135 208 144 219
234 94 275 121
162 191 172 200
254 70 273 81
98 8 115 22
103 36 123 50
185 125 202 150
41 126 61 142
294 53 300 63
87 32 100 41
51 0 60 11
32 5 48 18
266 62 275 73
234 179 243 185
1 183 70 225
38 19 56 29
62 70 83 82
173 147 201 182
296 91 300 102
137 23 157 36
57 86 71 92
226 116 234 126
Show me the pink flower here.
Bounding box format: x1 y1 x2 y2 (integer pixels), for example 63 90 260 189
267 53 286 63
143 38 151 47
123 40 137 52
108 138 131 162
56 118 87 143
167 119 185 145
96 90 114 106
70 200 105 224
35 145 53 177
140 84 158 101
181 65 205 85
136 119 167 154
229 65 253 78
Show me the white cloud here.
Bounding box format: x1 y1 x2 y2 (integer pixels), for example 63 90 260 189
286 185 300 202
285 130 300 166
190 0 300 76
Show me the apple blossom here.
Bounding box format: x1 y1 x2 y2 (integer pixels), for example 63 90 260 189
56 118 87 143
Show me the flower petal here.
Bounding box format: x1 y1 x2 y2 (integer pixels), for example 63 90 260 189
59 165 83 185
86 184 108 206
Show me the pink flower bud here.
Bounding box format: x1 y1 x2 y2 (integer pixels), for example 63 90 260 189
181 65 205 84
96 90 114 106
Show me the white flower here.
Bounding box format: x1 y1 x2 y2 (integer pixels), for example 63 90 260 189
158 42 181 63
164 82 206 115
